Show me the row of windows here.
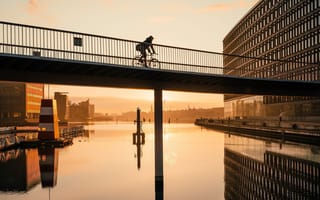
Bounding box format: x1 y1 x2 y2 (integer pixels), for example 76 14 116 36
226 65 319 81
263 96 317 104
225 42 320 73
224 0 320 48
224 14 320 65
226 13 319 55
228 21 319 61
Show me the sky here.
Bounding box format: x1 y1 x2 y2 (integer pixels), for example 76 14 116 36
0 0 258 114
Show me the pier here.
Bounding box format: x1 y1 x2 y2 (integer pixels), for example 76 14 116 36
0 126 85 151
195 118 320 145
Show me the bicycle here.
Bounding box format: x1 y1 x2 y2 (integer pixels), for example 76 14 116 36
132 53 160 69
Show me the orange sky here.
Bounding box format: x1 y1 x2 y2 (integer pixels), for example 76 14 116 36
47 84 224 114
1 0 258 113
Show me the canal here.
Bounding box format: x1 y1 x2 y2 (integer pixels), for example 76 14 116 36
0 122 319 200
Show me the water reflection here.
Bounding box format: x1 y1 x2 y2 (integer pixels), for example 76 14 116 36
224 134 320 199
132 131 145 170
0 147 59 192
132 126 164 200
39 148 59 188
0 149 40 192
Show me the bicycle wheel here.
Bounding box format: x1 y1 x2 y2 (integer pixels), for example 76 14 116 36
132 56 142 67
149 58 160 69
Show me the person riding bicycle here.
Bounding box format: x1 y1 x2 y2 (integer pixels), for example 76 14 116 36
136 35 156 67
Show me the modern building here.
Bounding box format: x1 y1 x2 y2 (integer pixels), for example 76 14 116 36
54 92 69 123
223 0 320 121
0 81 44 124
69 99 94 122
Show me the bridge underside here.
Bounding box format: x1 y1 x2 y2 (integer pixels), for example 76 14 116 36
0 54 319 96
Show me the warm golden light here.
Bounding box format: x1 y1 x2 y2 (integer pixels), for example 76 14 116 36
46 85 223 114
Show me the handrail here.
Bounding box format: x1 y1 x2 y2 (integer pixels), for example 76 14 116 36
0 21 318 79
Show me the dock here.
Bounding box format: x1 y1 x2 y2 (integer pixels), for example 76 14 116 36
195 118 320 145
0 125 85 151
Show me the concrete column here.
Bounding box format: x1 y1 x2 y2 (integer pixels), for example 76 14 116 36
154 89 163 199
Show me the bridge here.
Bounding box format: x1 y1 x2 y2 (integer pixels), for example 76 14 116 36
1 21 320 189
0 21 319 96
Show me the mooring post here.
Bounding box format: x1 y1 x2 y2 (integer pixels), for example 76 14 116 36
154 89 163 199
137 107 141 134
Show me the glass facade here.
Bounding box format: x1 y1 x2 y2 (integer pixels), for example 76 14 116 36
0 81 44 124
223 0 320 120
54 92 69 122
26 83 44 121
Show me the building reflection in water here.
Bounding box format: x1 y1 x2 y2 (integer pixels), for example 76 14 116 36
0 148 40 191
0 147 59 192
224 134 320 199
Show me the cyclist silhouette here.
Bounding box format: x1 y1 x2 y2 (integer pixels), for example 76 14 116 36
136 35 156 67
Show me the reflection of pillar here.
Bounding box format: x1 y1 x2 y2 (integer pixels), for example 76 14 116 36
39 148 59 188
38 99 59 140
137 142 142 169
154 89 163 200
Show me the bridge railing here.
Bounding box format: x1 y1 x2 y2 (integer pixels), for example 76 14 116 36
0 21 318 80
0 21 224 74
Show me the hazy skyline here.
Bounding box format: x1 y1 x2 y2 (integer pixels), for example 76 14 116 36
1 0 258 112
50 85 224 114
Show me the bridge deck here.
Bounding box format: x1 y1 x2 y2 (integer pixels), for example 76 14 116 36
0 54 319 96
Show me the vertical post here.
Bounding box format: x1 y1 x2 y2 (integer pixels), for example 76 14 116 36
137 108 141 134
154 89 163 199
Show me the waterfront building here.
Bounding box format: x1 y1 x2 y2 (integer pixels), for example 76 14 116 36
54 92 69 123
69 99 94 122
0 81 44 124
223 0 320 120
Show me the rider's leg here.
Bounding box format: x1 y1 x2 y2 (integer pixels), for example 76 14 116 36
138 51 143 63
142 51 147 67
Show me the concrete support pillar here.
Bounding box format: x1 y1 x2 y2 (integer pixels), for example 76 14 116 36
154 89 163 199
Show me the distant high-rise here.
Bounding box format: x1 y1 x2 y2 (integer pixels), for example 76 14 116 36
69 99 94 122
54 92 69 123
0 81 44 124
223 0 320 120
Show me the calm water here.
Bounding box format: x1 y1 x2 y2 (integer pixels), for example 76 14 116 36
0 122 319 200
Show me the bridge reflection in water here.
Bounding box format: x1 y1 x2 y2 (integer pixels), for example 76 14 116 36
0 148 59 192
224 135 320 200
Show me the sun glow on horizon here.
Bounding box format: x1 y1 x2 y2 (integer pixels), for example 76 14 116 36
46 84 223 114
